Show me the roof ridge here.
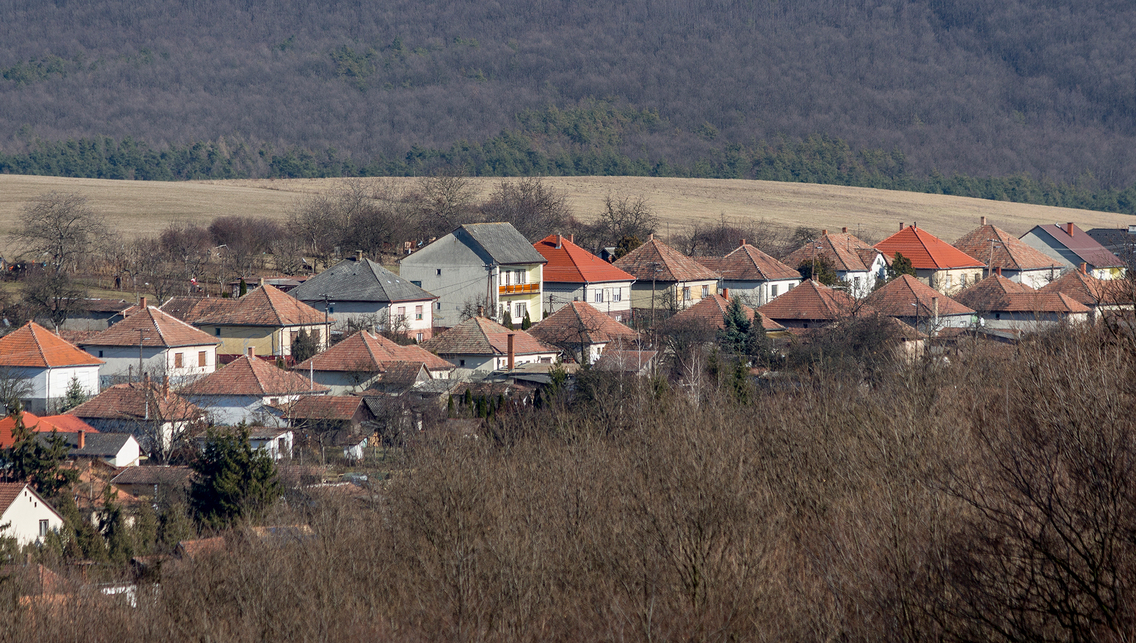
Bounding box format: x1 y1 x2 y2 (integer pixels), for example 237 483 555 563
29 324 49 367
147 308 169 345
475 318 500 355
913 228 939 269
260 285 286 326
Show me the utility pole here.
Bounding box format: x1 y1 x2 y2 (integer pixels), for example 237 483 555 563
138 329 150 383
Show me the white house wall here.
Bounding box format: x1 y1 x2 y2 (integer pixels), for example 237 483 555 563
724 278 801 306
0 487 63 547
16 365 100 414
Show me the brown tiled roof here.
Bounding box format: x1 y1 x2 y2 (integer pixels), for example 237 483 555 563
295 331 454 372
529 302 639 346
756 280 857 322
783 233 881 272
286 396 366 421
864 275 975 317
377 362 430 387
696 244 800 282
422 317 558 357
160 296 237 323
1038 269 1128 306
594 349 658 373
664 294 785 332
179 356 328 397
614 238 719 283
874 226 985 270
953 224 1063 272
81 307 219 349
68 382 202 422
0 483 27 514
0 322 103 369
192 285 325 327
111 466 194 487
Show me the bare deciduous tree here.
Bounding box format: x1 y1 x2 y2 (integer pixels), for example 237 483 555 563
12 191 107 274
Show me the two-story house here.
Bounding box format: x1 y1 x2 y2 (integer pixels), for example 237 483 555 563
288 252 439 342
533 234 636 322
400 223 548 328
1019 222 1127 280
874 223 986 295
0 322 102 414
952 218 1064 288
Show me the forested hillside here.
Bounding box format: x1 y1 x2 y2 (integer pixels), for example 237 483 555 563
1 0 1136 204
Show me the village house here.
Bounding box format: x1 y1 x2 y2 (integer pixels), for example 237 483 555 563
294 330 453 394
422 316 559 380
593 349 659 376
874 223 986 294
288 252 439 342
695 241 802 305
178 350 329 426
0 483 64 547
1038 265 1133 322
863 275 977 333
172 284 330 358
274 396 376 452
110 466 194 500
0 411 141 468
399 223 548 328
533 234 636 322
955 273 1091 331
67 380 203 461
0 322 102 414
952 218 1064 288
1019 222 1127 280
529 301 640 365
662 293 786 338
755 279 858 329
79 299 220 386
614 236 720 311
60 298 133 332
782 229 886 298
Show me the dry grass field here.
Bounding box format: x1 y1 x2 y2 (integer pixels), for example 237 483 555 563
0 173 1132 255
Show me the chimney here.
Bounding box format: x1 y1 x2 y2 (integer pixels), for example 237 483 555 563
258 276 265 287
556 234 562 249
247 346 255 358
356 250 363 262
477 304 485 318
822 229 828 236
77 430 85 450
649 233 654 241
900 222 905 230
569 233 574 243
740 239 746 247
140 296 148 309
1066 222 1075 236
995 266 1002 276
981 216 987 226
931 297 939 320
841 227 848 234
723 288 729 300
913 221 917 229
1080 262 1087 274
507 333 515 371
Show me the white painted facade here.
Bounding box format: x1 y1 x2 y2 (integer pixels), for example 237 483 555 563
13 365 101 414
0 485 64 547
188 393 316 427
84 344 218 386
440 351 558 381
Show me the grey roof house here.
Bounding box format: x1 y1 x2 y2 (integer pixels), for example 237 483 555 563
1019 222 1127 280
289 253 439 341
399 223 548 328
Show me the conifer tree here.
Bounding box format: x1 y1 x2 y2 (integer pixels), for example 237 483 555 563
521 310 532 330
190 425 280 530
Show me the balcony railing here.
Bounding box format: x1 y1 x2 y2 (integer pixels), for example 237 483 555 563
499 283 539 295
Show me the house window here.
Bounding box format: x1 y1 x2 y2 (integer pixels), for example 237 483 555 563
174 353 183 368
701 285 709 298
416 332 424 342
38 519 48 537
98 350 103 358
961 273 968 287
215 328 221 336
853 276 861 289
515 302 527 319
613 288 622 302
436 269 442 276
415 305 423 320
411 280 422 287
460 359 466 367
516 270 526 284
771 285 779 298
397 306 406 321
199 351 207 367
683 286 691 301
436 302 442 310
595 289 603 303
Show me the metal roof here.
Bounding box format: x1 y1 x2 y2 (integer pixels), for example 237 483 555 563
456 223 549 266
290 257 437 304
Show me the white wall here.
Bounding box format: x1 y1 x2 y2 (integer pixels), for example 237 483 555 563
85 344 217 385
0 486 63 547
18 365 101 414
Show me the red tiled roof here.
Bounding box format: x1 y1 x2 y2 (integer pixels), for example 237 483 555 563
614 238 719 283
534 235 635 284
783 233 881 272
957 275 1091 313
0 412 97 449
295 331 454 372
756 280 857 322
422 317 558 357
160 296 238 323
37 415 98 433
0 483 30 514
81 307 219 349
665 294 785 332
953 224 1063 272
696 244 801 281
1038 269 1128 306
529 302 640 346
286 396 366 421
193 284 326 327
1027 223 1126 269
68 382 202 422
874 226 985 270
0 322 103 369
178 356 328 397
863 275 975 317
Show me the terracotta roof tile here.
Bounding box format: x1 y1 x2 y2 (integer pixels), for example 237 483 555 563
953 224 1063 272
863 275 975 316
614 238 719 283
68 382 202 422
286 396 366 421
0 411 97 449
534 235 636 284
296 331 454 372
529 301 640 346
1038 269 1128 306
0 483 33 515
874 226 985 270
756 280 857 322
0 322 103 369
957 275 1091 313
179 356 328 397
664 294 785 332
160 296 237 323
1027 223 1126 269
422 317 558 357
783 233 881 272
192 285 325 327
81 307 219 349
696 244 801 281
36 415 98 433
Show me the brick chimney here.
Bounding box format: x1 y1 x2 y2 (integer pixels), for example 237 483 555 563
981 216 987 226
841 227 848 234
1066 222 1075 236
247 346 255 358
556 234 562 249
723 288 729 299
77 430 85 450
356 250 363 262
822 229 828 236
140 296 147 309
740 239 746 247
900 222 905 230
507 333 515 371
569 233 574 244
995 266 1002 276
1080 262 1087 274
